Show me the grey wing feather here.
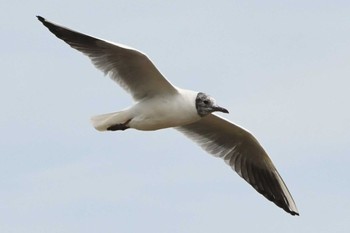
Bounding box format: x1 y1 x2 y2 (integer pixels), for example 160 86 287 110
37 16 178 101
176 114 299 216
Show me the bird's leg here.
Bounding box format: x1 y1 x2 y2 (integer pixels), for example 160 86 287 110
107 119 131 131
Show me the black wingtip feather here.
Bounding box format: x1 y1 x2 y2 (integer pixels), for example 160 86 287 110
243 164 299 216
36 15 45 22
36 16 101 50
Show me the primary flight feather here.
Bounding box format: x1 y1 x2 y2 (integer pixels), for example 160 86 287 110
37 16 299 215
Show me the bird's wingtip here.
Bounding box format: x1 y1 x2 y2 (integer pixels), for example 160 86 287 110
36 15 45 22
291 211 299 216
290 210 300 216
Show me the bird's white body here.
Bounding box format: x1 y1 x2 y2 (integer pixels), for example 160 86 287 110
92 88 201 131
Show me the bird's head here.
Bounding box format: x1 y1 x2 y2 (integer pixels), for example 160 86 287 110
195 92 229 117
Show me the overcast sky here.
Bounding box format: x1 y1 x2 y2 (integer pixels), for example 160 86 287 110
1 1 350 232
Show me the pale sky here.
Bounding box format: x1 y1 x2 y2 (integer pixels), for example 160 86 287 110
1 1 350 232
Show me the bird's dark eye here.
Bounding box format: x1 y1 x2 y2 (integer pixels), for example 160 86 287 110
203 100 209 105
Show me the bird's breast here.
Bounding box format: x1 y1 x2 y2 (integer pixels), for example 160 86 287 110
128 92 201 131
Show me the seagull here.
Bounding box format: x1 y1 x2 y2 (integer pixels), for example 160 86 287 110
37 16 299 216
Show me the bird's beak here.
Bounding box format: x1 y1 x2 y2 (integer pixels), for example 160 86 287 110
213 105 229 114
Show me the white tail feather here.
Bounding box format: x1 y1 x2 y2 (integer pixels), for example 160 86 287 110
91 111 130 131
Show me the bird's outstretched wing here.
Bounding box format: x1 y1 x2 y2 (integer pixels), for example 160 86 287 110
177 114 299 215
37 16 178 101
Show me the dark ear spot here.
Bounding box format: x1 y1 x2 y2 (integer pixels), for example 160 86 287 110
195 92 210 117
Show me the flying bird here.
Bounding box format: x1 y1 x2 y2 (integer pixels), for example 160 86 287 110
37 16 299 216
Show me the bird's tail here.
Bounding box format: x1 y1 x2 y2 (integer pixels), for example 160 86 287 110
91 111 130 131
